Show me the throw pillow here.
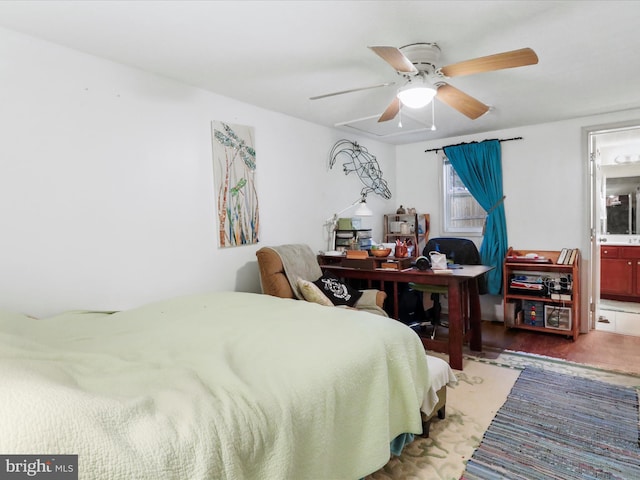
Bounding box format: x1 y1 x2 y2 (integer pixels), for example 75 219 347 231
313 271 363 307
297 278 334 306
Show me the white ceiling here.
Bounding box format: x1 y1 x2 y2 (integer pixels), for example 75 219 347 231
1 0 639 145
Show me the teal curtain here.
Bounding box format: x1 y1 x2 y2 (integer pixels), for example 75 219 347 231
443 140 507 294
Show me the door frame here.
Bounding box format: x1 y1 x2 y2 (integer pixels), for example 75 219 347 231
584 120 640 330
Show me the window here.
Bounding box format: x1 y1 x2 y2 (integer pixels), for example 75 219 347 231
443 159 486 234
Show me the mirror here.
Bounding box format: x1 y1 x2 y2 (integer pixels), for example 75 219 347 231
603 176 640 234
600 160 640 237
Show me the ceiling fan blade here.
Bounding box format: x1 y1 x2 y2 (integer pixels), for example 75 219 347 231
368 46 418 74
310 82 394 100
436 84 489 120
440 48 538 77
378 97 400 122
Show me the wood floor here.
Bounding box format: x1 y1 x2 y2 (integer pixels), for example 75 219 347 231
472 321 640 376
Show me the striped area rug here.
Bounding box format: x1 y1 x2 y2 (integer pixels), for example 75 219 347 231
461 367 640 480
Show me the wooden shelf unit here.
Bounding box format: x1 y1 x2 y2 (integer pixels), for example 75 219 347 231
503 248 580 341
383 213 430 255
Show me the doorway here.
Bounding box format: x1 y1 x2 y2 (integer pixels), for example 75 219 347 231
588 123 640 337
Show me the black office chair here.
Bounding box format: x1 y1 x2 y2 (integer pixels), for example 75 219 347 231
410 237 486 337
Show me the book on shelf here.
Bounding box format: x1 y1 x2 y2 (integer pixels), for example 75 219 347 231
557 248 569 264
556 248 578 265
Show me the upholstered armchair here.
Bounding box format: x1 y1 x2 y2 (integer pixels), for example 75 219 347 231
256 244 387 315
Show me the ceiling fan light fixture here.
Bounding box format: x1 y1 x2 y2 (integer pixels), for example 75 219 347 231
397 78 437 109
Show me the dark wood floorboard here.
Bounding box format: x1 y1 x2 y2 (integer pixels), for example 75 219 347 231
473 321 640 376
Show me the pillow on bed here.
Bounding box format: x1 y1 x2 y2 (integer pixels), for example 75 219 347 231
297 278 334 306
313 271 362 307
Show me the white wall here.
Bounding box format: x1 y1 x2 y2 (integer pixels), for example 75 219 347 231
0 27 396 317
396 108 640 324
5 24 640 323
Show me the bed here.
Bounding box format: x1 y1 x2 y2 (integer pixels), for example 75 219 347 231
0 291 453 479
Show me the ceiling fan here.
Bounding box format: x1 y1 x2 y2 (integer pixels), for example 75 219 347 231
310 43 538 123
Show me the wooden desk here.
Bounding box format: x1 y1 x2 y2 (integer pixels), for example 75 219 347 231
320 264 493 370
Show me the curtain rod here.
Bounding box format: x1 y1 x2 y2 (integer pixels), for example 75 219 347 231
424 136 523 153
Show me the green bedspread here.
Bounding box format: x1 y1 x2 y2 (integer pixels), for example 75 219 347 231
0 291 429 479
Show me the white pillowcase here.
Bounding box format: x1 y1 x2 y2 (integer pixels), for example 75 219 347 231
297 278 333 306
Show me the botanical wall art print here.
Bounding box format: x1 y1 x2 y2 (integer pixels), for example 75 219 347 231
211 121 259 248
